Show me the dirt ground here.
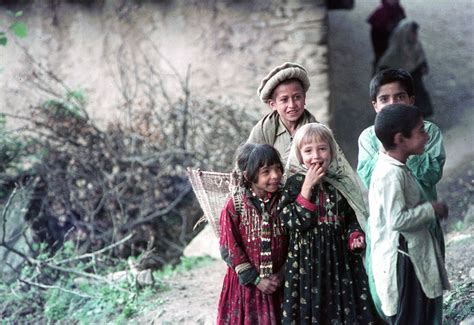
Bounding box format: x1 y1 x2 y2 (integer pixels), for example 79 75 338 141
135 215 474 325
133 1 473 324
134 258 226 324
135 222 474 324
135 228 473 325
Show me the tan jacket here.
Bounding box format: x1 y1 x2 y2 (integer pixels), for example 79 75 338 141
247 109 316 165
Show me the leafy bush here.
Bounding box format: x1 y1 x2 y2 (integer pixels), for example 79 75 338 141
0 114 35 198
0 10 27 48
443 281 474 324
0 41 256 322
0 233 213 323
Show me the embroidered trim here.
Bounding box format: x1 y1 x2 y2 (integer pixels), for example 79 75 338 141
316 186 342 225
296 193 317 212
238 192 286 278
259 200 273 278
235 262 252 274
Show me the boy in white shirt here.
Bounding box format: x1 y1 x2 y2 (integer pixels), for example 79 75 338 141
368 103 449 324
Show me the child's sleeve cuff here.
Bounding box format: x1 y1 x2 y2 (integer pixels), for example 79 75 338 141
348 231 364 250
296 194 317 212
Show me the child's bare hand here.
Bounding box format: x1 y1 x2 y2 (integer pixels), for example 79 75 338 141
350 235 366 251
301 163 325 199
268 273 284 287
431 201 448 220
257 277 280 295
306 163 325 185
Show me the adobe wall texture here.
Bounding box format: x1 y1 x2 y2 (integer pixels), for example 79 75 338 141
0 0 330 125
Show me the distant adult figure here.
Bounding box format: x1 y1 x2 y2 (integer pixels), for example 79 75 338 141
367 0 406 72
377 19 434 117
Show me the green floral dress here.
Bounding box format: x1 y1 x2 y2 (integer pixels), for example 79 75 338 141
278 174 376 324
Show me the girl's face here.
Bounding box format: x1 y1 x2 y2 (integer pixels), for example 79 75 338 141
300 138 332 172
250 163 282 198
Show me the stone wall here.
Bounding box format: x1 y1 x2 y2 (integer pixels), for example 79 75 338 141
0 0 330 125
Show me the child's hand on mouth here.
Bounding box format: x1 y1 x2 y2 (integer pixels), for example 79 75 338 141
301 162 326 199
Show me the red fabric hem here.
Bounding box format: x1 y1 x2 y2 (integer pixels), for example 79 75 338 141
296 194 317 212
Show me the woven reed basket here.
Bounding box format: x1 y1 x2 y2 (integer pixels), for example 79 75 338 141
187 169 239 237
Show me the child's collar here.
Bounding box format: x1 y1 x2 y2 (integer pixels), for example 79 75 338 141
249 188 272 203
380 151 407 166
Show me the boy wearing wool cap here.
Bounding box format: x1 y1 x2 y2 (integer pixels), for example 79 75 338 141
247 62 317 165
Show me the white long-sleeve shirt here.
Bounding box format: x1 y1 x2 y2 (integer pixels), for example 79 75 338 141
368 153 449 317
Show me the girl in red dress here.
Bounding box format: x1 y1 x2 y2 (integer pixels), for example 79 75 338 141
217 143 288 325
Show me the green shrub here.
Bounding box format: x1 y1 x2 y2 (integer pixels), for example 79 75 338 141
0 238 213 323
443 282 474 324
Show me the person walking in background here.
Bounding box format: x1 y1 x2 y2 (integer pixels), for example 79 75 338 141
278 123 377 324
367 0 406 73
217 143 288 325
247 62 317 165
377 19 434 117
367 104 449 324
357 68 446 323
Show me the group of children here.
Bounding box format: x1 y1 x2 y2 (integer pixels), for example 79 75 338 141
216 62 448 324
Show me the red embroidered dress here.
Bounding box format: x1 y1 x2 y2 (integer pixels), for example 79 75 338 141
217 190 288 325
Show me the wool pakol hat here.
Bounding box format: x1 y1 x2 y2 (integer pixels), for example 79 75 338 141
257 62 310 103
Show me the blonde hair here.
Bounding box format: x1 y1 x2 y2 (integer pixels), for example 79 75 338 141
292 123 337 164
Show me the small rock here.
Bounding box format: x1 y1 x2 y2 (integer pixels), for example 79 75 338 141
183 224 220 259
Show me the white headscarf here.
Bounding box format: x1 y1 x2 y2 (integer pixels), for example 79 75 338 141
285 123 369 229
377 19 427 73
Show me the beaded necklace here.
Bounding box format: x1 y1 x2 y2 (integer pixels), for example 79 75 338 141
250 189 273 277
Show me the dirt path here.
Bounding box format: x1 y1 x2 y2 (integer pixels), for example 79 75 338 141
135 259 226 324
136 230 472 324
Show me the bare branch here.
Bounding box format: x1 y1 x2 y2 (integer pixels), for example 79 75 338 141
18 278 97 299
1 187 34 264
50 233 133 265
119 185 192 231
